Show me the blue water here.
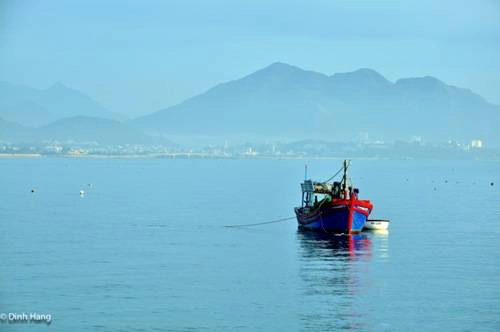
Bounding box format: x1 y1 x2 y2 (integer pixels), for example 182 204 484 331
0 158 499 331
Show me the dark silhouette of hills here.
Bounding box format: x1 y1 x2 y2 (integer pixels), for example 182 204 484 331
135 62 500 146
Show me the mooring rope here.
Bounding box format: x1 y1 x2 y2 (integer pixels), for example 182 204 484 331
224 216 296 228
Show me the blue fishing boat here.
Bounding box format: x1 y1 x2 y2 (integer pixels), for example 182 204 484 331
295 160 373 234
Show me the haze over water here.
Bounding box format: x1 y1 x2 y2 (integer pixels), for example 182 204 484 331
1 158 499 331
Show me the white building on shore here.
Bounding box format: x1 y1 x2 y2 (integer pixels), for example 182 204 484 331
471 139 483 149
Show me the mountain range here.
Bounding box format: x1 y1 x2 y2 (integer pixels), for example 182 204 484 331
1 63 500 147
135 62 500 146
0 82 158 145
0 81 124 126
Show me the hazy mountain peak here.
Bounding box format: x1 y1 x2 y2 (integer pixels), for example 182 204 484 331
248 62 327 80
251 62 298 77
331 68 391 85
395 76 450 95
352 68 384 76
46 81 79 94
45 82 77 95
396 75 444 87
49 81 67 89
266 61 302 71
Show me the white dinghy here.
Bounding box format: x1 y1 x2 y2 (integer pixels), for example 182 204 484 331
363 219 390 231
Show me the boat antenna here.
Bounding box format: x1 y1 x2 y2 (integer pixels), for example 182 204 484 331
342 160 350 193
304 164 308 180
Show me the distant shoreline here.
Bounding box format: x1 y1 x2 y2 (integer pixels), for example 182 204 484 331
0 153 42 158
0 153 499 161
0 153 355 160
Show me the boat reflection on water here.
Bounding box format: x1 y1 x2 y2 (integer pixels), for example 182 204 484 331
297 231 372 260
296 231 373 331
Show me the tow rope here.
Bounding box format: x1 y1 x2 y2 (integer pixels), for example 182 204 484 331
224 216 295 228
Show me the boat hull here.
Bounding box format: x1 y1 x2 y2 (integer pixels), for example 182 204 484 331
295 203 370 234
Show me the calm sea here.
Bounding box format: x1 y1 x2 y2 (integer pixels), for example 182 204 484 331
0 157 499 331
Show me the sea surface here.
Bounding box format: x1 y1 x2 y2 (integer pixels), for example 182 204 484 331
0 157 499 331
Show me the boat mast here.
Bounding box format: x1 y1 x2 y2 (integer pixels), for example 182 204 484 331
342 159 348 197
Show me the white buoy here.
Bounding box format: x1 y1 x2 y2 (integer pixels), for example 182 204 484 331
80 190 85 196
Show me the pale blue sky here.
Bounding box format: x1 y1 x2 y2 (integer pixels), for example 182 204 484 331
1 0 500 117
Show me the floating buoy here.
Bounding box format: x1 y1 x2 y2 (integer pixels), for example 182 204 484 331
80 190 85 195
491 182 495 186
31 188 36 193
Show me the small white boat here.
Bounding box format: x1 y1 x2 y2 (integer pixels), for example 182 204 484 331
363 219 389 231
